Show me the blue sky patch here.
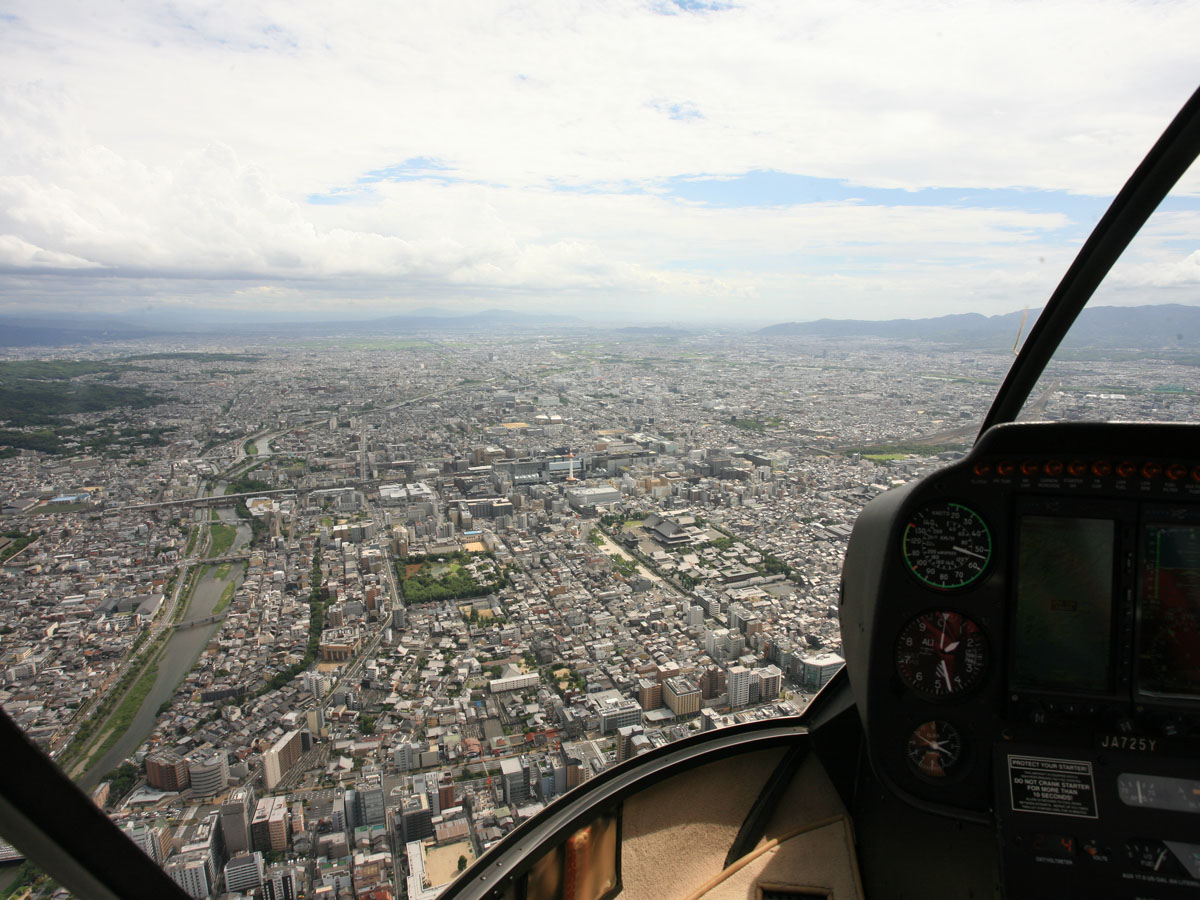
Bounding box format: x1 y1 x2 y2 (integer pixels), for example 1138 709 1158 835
661 170 1106 217
357 157 455 185
660 169 1200 223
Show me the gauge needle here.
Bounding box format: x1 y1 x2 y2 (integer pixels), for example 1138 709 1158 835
939 659 953 692
953 545 987 560
1154 848 1167 871
915 734 945 751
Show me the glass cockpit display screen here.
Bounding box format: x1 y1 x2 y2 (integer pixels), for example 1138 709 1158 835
1014 516 1115 693
1139 525 1200 698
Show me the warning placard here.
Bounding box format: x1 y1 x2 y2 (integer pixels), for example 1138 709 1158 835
1008 755 1098 819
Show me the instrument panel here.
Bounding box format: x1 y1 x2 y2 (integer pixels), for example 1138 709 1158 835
840 423 1200 899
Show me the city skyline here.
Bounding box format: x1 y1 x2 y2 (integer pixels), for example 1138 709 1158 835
1 2 1198 325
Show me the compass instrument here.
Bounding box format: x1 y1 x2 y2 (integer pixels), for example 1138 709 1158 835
905 720 963 779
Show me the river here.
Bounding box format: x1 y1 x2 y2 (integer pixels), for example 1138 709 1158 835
252 428 291 459
78 510 250 791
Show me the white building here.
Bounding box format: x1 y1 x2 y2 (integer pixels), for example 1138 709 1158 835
489 671 539 694
224 852 264 895
166 855 211 900
727 665 751 708
565 485 622 510
187 751 229 798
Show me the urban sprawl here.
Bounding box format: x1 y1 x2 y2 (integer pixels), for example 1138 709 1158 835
0 333 1187 899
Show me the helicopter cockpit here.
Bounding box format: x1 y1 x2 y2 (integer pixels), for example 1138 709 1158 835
431 85 1200 900
0 87 1196 900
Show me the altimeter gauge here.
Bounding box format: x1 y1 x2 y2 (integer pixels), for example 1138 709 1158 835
906 720 964 779
895 610 988 699
902 501 992 590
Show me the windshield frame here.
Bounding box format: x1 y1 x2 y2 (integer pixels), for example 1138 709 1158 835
978 86 1200 439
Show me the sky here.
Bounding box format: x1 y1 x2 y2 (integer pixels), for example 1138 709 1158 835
0 1 1197 326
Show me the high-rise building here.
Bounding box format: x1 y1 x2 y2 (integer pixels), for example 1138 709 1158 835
663 677 701 717
500 756 529 807
699 665 726 699
354 773 386 827
393 741 418 770
615 724 645 762
303 670 330 697
263 864 301 900
291 800 305 835
757 664 783 702
223 852 264 895
728 633 746 659
305 706 326 738
636 678 662 710
145 751 189 792
186 751 229 798
438 774 456 811
123 821 170 865
400 792 433 843
267 800 290 852
597 698 642 734
727 665 751 708
251 796 290 853
220 787 255 856
165 855 210 899
799 654 845 692
414 771 440 816
263 729 304 790
178 811 224 896
704 628 730 659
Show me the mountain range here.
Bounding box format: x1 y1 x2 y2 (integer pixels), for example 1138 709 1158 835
757 304 1200 350
2 303 1199 349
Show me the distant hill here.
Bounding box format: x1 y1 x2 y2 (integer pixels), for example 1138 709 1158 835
367 308 581 333
758 305 1200 350
0 315 158 347
613 326 691 336
0 307 583 346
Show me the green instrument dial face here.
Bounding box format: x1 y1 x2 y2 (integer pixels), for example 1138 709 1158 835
902 501 992 590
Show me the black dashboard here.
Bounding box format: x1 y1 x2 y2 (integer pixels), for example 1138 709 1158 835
841 422 1200 899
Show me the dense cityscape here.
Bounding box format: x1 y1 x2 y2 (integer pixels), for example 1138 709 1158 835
0 330 1188 899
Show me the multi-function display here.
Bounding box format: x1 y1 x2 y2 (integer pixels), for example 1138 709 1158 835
1010 512 1200 701
1139 524 1200 698
1014 515 1115 694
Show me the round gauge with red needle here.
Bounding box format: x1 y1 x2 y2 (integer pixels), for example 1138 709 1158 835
906 720 963 779
895 610 988 700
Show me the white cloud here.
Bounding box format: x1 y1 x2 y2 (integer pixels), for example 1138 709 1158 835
0 0 1197 321
0 234 103 269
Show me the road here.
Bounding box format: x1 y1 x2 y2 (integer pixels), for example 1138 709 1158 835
588 524 681 594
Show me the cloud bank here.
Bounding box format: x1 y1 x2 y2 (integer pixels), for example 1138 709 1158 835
0 0 1197 323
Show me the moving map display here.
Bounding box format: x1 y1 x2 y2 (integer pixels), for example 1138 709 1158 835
1139 524 1200 698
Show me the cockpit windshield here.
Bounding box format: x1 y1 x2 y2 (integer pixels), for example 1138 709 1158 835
1015 156 1200 424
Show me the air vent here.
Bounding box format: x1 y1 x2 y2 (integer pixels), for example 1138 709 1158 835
759 886 831 900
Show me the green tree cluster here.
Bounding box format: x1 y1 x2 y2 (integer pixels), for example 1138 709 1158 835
1 530 40 562
104 761 140 805
398 558 508 605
